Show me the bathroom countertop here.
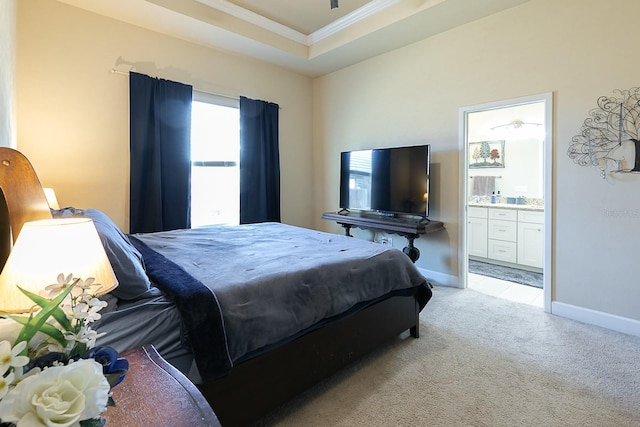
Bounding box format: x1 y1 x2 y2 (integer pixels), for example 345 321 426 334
468 202 544 212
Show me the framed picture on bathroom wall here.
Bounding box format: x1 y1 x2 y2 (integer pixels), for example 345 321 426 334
469 140 505 168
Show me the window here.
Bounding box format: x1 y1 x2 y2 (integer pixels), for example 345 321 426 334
347 150 372 210
190 97 240 227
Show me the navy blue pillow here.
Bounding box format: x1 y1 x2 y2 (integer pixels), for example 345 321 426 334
51 208 152 300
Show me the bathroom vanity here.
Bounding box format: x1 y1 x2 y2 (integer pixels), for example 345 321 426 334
467 203 544 271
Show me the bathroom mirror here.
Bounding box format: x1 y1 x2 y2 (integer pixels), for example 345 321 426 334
467 102 545 203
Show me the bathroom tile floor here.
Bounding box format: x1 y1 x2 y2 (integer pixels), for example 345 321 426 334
468 272 543 307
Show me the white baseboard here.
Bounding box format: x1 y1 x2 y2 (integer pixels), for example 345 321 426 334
416 267 459 288
418 267 640 337
552 301 640 338
417 267 640 338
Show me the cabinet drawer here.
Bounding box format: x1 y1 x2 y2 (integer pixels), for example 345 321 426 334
488 239 517 263
518 210 544 224
488 208 517 221
468 206 488 219
488 219 517 242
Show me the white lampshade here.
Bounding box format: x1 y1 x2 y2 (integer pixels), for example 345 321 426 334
0 218 118 313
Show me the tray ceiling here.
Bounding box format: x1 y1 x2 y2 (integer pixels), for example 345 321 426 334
227 0 373 35
55 0 531 77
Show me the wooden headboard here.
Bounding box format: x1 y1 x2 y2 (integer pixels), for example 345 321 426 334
0 148 53 268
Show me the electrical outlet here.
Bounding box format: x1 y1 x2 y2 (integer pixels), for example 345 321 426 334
374 233 393 246
377 235 392 245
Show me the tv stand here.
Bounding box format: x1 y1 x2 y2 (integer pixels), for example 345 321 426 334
321 211 445 263
376 211 397 218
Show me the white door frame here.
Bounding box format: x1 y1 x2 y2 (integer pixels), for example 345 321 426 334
458 92 553 313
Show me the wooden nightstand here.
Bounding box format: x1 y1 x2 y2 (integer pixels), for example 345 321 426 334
104 345 221 427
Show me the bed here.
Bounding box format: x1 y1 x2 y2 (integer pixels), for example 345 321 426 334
0 147 432 426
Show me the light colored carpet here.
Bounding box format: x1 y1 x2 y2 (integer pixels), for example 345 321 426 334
258 286 640 426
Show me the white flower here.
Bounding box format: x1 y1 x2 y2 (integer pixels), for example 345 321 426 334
76 277 95 291
0 358 110 427
73 278 104 301
67 302 90 321
0 370 14 399
65 326 105 349
42 273 75 299
0 318 23 345
0 340 29 374
86 296 108 311
84 305 104 323
0 319 56 356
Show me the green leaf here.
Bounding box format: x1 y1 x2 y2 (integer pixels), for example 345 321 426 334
79 418 105 427
69 342 87 359
33 323 68 347
8 315 67 348
14 282 76 350
51 306 73 331
20 290 73 331
104 372 122 388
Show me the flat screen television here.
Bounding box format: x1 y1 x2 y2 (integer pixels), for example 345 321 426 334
339 144 430 218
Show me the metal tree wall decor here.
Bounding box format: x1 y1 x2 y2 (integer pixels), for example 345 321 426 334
568 87 640 178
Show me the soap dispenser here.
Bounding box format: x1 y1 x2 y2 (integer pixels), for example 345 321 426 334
491 192 496 204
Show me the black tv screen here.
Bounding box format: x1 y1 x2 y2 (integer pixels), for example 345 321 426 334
339 145 430 218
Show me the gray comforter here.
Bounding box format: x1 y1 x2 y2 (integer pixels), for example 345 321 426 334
134 223 427 361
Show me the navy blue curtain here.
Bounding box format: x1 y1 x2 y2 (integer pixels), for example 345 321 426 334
239 96 280 224
129 72 192 233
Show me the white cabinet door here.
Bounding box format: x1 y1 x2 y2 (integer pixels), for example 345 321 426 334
517 222 544 268
468 217 488 258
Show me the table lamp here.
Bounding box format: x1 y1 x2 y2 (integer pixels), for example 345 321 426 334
0 218 118 313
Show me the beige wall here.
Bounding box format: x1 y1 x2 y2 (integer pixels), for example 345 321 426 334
16 0 314 231
313 0 640 321
0 0 16 148
12 0 640 324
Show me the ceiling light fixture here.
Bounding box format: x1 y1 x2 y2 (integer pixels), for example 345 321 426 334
331 0 339 9
491 119 541 131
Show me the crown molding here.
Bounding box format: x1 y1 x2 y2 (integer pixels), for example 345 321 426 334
309 0 401 44
195 0 308 44
195 0 399 47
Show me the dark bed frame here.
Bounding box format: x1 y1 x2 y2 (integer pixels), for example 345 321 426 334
0 147 422 426
201 295 419 425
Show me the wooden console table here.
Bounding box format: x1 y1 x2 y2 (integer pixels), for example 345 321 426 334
322 211 444 262
104 345 221 427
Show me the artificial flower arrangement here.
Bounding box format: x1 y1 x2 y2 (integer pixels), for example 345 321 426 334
0 274 128 427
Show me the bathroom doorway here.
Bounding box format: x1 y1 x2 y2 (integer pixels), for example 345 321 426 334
459 93 553 312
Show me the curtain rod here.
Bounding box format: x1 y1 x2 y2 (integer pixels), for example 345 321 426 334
110 69 239 102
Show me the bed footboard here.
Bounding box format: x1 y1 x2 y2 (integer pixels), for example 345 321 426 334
199 294 420 426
